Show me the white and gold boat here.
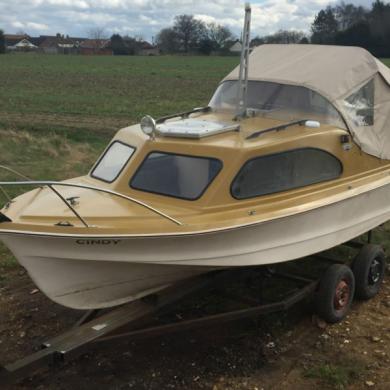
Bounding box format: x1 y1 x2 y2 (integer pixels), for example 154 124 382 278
1 44 390 310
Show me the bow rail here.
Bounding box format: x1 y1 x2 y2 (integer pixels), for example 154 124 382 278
0 180 183 227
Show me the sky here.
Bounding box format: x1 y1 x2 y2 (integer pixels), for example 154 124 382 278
0 0 378 42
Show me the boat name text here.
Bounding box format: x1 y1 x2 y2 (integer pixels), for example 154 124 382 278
76 239 121 245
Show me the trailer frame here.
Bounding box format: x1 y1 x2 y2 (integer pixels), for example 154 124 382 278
0 233 374 385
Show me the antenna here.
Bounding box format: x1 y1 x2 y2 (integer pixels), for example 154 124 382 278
236 3 251 120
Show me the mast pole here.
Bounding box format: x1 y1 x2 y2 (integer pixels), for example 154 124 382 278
236 3 251 120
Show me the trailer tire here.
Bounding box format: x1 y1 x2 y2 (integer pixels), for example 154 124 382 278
352 244 385 300
315 264 355 324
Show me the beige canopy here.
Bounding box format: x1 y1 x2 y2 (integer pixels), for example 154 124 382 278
224 44 390 159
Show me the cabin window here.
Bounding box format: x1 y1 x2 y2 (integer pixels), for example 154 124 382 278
343 79 374 127
130 152 222 200
91 141 135 183
231 148 342 199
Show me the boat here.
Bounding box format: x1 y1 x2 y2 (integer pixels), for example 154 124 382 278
1 12 390 309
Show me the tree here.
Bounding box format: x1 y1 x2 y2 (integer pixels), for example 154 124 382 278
370 1 390 40
173 15 206 53
311 7 339 44
0 30 5 54
87 27 107 53
369 0 390 57
262 30 307 44
310 1 390 57
250 36 265 47
198 39 214 55
156 28 180 54
110 34 128 55
205 23 233 51
334 20 372 48
122 36 143 55
335 2 367 31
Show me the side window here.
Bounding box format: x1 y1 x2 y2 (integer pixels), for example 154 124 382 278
231 148 342 199
130 153 222 200
91 141 135 183
343 79 374 126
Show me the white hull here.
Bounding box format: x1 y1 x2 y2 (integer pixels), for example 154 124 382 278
1 182 390 310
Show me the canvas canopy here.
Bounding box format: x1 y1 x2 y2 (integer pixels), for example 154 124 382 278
224 44 390 159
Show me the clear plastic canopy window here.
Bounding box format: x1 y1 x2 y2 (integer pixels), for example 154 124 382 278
343 79 374 127
209 80 346 129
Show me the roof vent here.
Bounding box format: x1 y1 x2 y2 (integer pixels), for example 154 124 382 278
156 119 239 139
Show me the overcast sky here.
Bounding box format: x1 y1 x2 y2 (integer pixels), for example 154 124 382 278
0 0 379 42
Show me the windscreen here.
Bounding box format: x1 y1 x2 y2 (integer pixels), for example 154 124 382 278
130 152 222 200
209 81 346 129
92 141 135 182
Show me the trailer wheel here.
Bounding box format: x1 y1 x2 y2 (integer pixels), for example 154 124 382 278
315 264 355 323
352 244 386 300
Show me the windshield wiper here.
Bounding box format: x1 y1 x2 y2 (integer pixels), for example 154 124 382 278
246 119 307 140
156 107 211 124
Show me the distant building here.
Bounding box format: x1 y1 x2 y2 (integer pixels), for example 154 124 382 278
139 41 160 56
38 34 84 54
79 39 113 55
229 40 242 54
4 34 38 51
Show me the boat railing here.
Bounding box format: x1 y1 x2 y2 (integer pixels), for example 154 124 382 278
0 165 33 203
0 173 183 227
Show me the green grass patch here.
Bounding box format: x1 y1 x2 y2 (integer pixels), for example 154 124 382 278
0 54 238 125
0 243 16 268
304 360 365 389
0 126 108 201
0 242 18 285
381 58 390 67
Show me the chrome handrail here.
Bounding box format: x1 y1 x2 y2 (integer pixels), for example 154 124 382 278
0 165 32 181
0 181 183 227
0 165 34 203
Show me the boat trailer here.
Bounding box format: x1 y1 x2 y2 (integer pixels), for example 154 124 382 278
0 233 385 385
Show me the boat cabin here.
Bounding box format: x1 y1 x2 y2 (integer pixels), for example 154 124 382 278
2 44 390 234
88 45 390 211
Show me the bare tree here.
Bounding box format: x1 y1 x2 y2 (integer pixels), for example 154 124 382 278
335 2 367 31
87 27 108 52
156 28 180 53
264 30 307 44
206 23 234 50
173 15 206 53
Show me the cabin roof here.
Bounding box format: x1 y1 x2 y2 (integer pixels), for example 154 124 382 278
224 44 390 160
224 44 390 102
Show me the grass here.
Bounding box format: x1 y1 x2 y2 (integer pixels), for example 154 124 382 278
0 54 238 126
382 58 390 67
304 360 365 389
0 240 18 285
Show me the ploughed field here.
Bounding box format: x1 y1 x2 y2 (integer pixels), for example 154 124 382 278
0 54 390 390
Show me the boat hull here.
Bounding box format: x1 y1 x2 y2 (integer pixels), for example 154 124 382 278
1 182 390 310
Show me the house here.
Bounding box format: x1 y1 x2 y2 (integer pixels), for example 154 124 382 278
79 39 113 55
139 41 160 56
38 34 83 54
229 40 242 54
4 34 38 51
